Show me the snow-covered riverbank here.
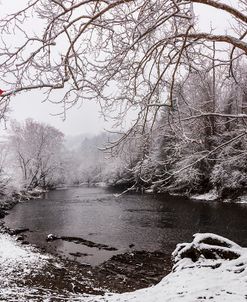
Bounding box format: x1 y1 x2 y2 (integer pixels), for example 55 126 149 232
0 233 49 300
1 233 247 301
0 233 101 301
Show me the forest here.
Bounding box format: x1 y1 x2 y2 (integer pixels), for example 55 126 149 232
0 0 246 201
2 63 247 203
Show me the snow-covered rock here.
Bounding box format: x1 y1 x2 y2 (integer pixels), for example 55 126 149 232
236 194 247 204
46 233 59 241
172 232 241 264
85 233 247 302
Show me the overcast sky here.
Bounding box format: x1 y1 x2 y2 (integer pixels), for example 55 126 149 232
9 92 108 136
2 1 231 136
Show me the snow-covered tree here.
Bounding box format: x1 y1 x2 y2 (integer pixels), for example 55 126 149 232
120 61 247 195
8 119 64 189
0 1 246 196
0 1 246 142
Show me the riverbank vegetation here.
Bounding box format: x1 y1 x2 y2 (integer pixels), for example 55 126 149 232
0 119 64 201
2 99 247 201
105 63 247 199
0 1 246 201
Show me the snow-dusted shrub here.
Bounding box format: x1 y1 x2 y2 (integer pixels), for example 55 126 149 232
211 163 247 197
0 176 11 197
131 157 156 187
101 157 135 188
170 153 210 194
210 133 247 197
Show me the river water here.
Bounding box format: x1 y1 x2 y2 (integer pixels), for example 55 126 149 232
4 187 247 266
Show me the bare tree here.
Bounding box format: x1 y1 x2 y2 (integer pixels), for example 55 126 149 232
9 119 64 189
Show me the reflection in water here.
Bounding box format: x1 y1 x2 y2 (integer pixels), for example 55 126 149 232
4 187 247 265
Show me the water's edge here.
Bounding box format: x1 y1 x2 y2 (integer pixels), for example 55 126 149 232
0 190 172 293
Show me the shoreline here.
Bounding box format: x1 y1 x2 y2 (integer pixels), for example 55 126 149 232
0 197 172 295
0 226 171 296
1 187 247 300
0 232 246 301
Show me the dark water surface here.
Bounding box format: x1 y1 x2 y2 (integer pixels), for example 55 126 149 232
4 187 247 266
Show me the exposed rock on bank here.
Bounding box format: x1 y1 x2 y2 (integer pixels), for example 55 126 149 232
46 233 118 251
90 233 247 302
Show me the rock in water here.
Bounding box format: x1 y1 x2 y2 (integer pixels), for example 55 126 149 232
46 234 59 241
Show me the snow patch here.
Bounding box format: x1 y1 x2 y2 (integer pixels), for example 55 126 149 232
191 190 218 201
0 233 51 300
0 234 48 262
236 195 247 204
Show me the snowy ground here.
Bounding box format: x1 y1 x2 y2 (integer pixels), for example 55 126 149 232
0 234 90 301
0 233 247 301
0 233 49 300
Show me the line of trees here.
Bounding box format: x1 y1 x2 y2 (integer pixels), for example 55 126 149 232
0 122 123 194
1 98 247 200
0 1 246 199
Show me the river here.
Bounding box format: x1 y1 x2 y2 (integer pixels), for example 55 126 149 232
4 187 247 266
